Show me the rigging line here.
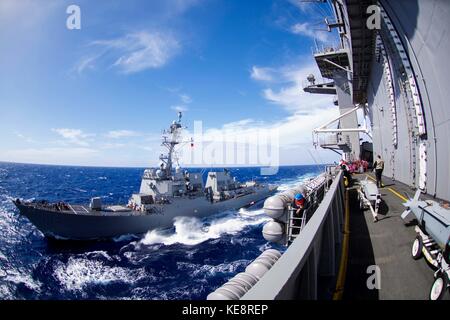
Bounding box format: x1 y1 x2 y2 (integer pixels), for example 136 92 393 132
313 1 330 19
324 0 334 17
314 148 326 167
309 19 330 26
307 149 325 174
300 0 327 19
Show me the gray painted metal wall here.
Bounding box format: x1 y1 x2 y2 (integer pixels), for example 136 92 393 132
241 171 344 300
369 0 450 200
335 71 362 160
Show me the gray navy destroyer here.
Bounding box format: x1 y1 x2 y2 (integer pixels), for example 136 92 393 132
13 112 277 240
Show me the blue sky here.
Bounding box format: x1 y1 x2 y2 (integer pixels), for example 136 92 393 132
0 0 341 167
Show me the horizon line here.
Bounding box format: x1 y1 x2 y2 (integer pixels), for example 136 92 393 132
0 160 332 170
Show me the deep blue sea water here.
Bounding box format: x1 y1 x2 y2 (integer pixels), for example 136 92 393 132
0 162 324 300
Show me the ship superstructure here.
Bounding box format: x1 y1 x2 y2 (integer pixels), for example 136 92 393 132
210 0 450 300
305 0 450 202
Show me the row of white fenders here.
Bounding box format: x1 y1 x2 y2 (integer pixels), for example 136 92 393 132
207 172 331 300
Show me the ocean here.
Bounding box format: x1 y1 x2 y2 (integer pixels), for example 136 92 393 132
0 162 324 300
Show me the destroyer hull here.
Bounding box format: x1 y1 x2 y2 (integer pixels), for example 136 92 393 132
15 188 275 240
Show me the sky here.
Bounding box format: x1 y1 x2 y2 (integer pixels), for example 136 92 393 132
0 0 342 168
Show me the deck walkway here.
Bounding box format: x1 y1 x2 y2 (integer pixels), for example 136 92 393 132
343 173 439 300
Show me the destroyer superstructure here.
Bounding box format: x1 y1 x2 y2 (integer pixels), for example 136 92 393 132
14 112 277 240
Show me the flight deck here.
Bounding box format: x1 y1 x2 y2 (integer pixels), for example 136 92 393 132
344 174 440 300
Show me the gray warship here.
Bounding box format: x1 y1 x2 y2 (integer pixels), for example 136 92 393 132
13 112 277 240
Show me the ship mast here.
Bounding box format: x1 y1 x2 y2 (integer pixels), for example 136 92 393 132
160 112 183 178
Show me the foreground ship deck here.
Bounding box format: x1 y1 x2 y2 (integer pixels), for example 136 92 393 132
345 173 439 299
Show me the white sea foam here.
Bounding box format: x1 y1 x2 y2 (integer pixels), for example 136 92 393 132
138 173 316 247
5 270 42 292
275 172 319 192
113 234 139 243
140 208 270 246
54 257 148 292
0 285 12 300
177 259 249 277
0 251 7 261
85 250 114 262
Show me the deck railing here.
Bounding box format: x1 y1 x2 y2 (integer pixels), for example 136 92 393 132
241 170 344 299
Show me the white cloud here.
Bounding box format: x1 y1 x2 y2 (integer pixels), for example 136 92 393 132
177 106 340 167
290 22 331 43
219 61 340 165
0 0 59 29
14 132 36 143
105 130 140 139
252 62 333 114
52 128 94 147
287 0 309 12
169 0 202 15
179 60 341 165
163 88 193 105
171 105 188 112
77 31 180 74
196 109 338 148
180 94 192 104
250 66 276 82
101 143 127 149
75 55 100 74
288 0 333 17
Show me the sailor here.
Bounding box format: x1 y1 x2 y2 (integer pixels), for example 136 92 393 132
340 160 352 185
293 193 306 217
205 186 214 203
373 155 385 188
291 193 306 235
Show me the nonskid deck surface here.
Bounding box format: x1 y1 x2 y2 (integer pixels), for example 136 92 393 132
344 174 439 300
24 203 142 216
23 190 270 217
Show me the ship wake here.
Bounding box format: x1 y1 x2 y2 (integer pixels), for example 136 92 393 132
139 208 270 246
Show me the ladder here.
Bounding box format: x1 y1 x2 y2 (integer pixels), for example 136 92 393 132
286 206 307 244
401 78 418 187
